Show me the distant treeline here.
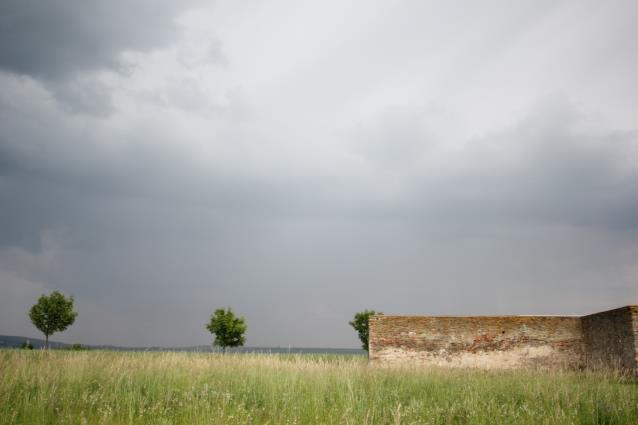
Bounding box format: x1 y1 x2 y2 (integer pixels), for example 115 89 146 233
0 335 365 355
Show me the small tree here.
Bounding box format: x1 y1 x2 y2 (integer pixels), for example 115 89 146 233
68 343 89 351
349 310 383 351
206 308 247 352
29 291 78 350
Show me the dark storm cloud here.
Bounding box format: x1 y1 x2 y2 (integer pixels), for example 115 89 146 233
0 0 198 80
0 0 202 115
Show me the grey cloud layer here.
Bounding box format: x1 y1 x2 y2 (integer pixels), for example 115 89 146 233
0 0 202 115
0 0 199 80
1 0 637 347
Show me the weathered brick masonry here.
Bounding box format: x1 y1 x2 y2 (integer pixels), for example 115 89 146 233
369 306 637 373
581 306 638 372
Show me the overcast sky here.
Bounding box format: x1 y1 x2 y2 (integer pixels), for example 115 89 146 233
1 0 637 348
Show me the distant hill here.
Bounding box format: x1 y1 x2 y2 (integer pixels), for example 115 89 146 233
0 335 365 355
0 335 68 350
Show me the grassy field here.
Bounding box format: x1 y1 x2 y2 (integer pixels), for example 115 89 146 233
0 350 636 424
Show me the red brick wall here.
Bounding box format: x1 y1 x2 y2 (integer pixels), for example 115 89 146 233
369 315 583 368
369 306 638 372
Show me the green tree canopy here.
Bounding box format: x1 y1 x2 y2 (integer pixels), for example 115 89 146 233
29 291 78 350
349 310 383 351
206 308 247 352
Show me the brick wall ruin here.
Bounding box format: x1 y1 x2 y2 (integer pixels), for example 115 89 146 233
369 306 637 374
581 306 638 372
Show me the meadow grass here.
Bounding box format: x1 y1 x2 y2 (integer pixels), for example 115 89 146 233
0 350 636 424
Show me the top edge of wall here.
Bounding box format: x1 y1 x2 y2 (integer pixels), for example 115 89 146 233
371 315 581 319
581 305 637 318
372 305 637 320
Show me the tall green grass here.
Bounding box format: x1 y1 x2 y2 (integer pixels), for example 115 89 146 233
0 350 636 424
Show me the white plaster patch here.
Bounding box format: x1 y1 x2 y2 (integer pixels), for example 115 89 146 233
372 345 560 369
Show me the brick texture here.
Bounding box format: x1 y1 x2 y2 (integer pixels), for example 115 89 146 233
369 306 637 373
582 306 638 373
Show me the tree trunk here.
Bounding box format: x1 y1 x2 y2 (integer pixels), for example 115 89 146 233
45 334 49 351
